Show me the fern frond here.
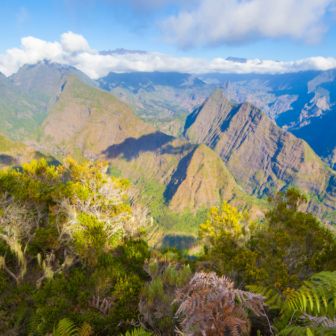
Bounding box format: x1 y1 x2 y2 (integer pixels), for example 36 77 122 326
279 325 336 336
52 318 77 336
247 284 283 310
76 322 93 336
28 313 42 336
120 327 152 336
282 271 336 316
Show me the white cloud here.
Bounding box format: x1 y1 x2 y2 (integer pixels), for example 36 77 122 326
60 32 91 53
162 0 336 48
1 32 336 79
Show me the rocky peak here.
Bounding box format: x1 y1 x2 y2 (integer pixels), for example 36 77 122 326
184 89 336 221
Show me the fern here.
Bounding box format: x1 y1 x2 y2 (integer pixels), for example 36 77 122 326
247 285 283 310
174 271 266 336
76 322 93 336
278 325 336 336
120 327 152 336
27 314 42 336
52 318 77 336
50 319 94 336
282 271 336 316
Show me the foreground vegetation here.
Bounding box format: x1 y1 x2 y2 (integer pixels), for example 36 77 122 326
0 157 336 335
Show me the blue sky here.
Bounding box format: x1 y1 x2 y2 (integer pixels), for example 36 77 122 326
1 0 336 77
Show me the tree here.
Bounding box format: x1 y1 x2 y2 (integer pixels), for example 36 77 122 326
0 156 150 335
198 202 265 287
0 156 145 287
198 189 336 290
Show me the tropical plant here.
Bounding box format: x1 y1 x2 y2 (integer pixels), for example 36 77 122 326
120 327 153 336
139 250 192 336
0 157 150 335
199 189 336 289
173 271 266 336
0 156 148 288
45 318 93 336
250 271 336 335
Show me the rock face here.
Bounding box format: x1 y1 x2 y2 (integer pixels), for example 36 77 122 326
166 144 242 212
184 89 336 222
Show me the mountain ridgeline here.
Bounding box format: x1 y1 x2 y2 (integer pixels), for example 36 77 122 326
184 89 336 222
1 63 336 230
0 62 97 141
26 74 264 225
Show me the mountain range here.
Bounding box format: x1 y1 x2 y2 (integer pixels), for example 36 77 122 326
1 60 336 245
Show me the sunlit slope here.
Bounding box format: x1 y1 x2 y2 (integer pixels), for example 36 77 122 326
27 74 267 216
0 72 48 141
0 132 58 169
185 89 336 223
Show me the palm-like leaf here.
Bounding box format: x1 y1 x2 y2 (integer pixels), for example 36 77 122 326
247 285 283 310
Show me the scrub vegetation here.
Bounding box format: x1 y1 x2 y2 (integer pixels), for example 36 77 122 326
0 157 336 335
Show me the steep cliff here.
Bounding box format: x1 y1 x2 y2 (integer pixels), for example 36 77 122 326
184 89 336 223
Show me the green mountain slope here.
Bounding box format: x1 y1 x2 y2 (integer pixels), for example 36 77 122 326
0 72 48 141
9 61 97 106
0 132 57 169
0 62 98 142
26 75 268 246
184 89 336 223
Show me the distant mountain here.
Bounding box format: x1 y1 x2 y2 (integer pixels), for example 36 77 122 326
97 69 330 141
9 61 97 106
0 71 47 141
184 89 336 222
98 71 214 135
99 48 148 56
292 106 336 169
226 56 248 63
100 71 206 90
0 61 98 141
196 70 336 128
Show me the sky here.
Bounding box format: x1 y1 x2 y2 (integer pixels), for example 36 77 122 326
1 0 336 78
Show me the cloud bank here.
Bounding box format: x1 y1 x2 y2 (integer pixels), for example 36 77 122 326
162 0 336 48
1 32 336 79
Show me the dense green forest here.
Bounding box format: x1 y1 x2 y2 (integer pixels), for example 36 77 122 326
0 157 336 335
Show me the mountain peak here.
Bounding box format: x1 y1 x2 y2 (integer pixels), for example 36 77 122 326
208 88 227 100
184 93 336 223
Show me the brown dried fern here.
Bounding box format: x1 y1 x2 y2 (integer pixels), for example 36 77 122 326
173 271 266 336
